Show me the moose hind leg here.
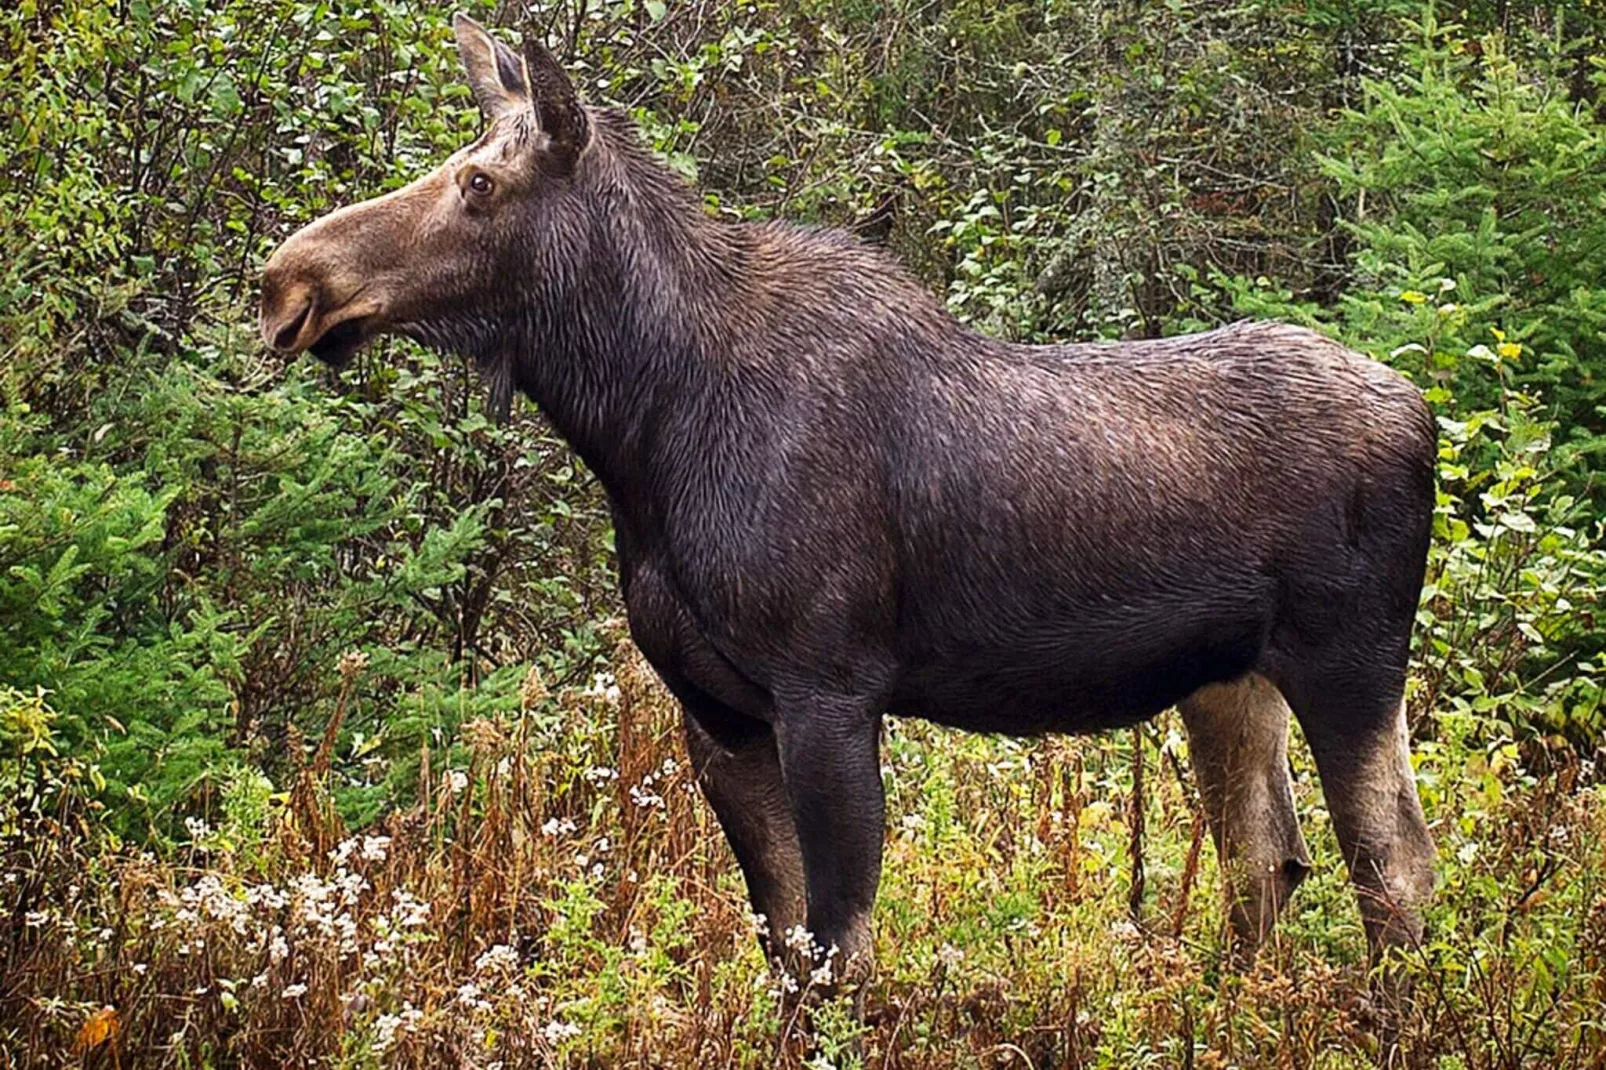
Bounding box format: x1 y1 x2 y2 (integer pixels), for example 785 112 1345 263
1179 673 1313 962
682 709 807 963
1289 686 1435 958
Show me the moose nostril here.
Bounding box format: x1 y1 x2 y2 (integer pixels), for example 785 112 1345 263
271 301 312 352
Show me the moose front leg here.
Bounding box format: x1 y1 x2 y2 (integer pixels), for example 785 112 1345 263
772 693 886 1001
682 709 808 962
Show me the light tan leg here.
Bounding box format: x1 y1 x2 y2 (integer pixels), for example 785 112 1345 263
1179 673 1313 962
1303 697 1435 955
1295 691 1436 1060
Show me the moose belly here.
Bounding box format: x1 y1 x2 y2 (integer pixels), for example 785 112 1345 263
886 608 1266 735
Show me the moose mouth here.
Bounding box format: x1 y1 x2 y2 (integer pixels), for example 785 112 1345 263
308 314 377 368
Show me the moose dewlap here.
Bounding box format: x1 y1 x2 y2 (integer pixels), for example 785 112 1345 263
261 13 1436 1023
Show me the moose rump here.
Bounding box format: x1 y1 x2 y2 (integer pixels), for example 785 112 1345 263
877 325 1433 740
258 12 1438 1024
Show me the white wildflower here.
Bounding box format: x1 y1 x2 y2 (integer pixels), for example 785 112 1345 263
581 672 620 705
328 838 358 866
247 883 287 911
783 924 816 954
373 1013 403 1054
474 944 520 973
543 1018 581 1044
390 889 431 928
334 869 367 906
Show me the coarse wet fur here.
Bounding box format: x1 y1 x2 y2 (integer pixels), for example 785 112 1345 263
260 14 1438 1021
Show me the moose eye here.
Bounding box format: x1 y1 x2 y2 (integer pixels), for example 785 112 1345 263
467 172 494 197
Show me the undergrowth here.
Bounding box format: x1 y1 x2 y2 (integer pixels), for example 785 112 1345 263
4 638 1604 1068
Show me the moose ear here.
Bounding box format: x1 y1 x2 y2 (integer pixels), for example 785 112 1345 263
453 14 529 121
522 37 590 165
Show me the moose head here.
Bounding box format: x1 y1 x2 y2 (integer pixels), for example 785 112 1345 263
258 15 594 378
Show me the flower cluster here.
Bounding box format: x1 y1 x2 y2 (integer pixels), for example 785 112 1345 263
629 755 679 811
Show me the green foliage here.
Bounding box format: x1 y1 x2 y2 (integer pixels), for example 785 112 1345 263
1 1 620 836
1319 14 1606 482
0 358 501 832
1419 385 1603 740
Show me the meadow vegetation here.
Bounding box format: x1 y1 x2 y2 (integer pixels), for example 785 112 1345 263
2 1 1604 1066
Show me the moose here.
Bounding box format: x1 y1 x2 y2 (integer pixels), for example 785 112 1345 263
260 15 1437 1012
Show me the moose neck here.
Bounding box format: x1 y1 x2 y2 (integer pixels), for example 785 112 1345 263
509 132 742 526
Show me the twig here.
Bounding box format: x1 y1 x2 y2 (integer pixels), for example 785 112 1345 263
1128 726 1146 922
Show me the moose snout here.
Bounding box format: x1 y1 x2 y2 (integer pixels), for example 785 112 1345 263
259 208 397 364
259 270 318 354
265 294 313 353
